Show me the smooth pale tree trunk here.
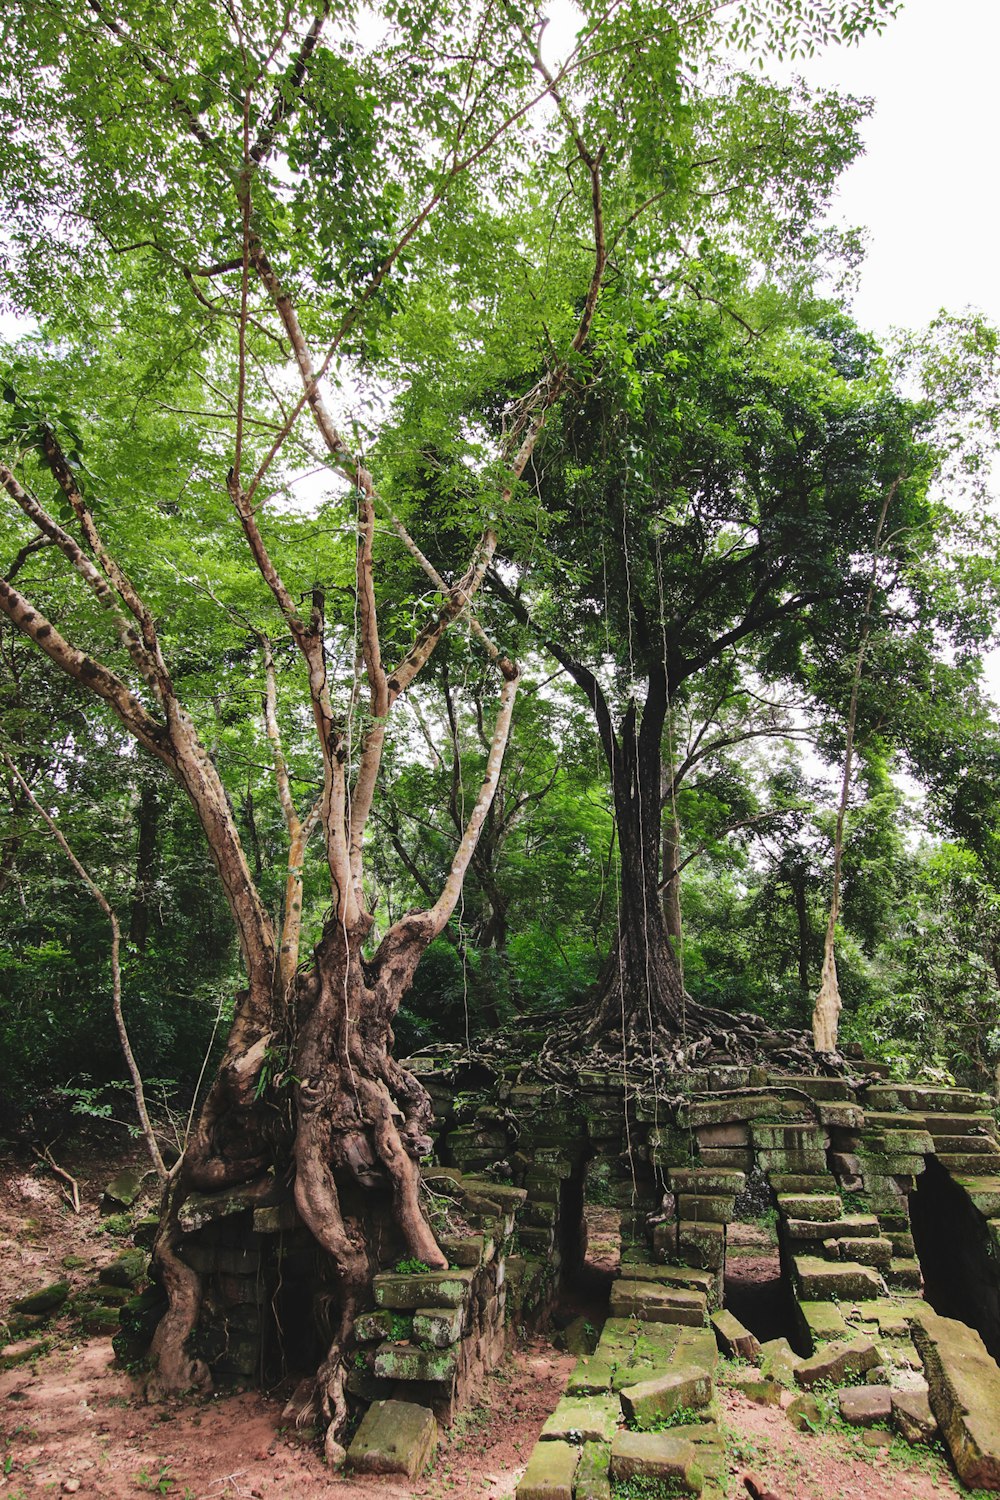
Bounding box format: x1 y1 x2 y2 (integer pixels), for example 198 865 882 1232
812 479 897 1053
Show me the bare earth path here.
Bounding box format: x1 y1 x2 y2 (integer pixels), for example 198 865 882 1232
0 1148 977 1500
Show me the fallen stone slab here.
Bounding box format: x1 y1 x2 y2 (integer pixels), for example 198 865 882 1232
776 1193 842 1221
793 1255 883 1301
785 1213 881 1242
758 1338 802 1387
539 1395 620 1445
12 1281 70 1316
574 1441 611 1500
373 1341 458 1383
911 1308 1000 1488
711 1308 760 1361
793 1336 881 1390
609 1430 704 1492
786 1393 822 1431
892 1388 938 1445
619 1365 712 1426
102 1166 156 1210
516 1438 580 1500
347 1399 437 1477
610 1281 707 1326
839 1386 892 1426
798 1300 848 1342
724 1369 782 1405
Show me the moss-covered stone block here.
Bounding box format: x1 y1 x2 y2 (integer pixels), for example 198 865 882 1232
12 1281 69 1316
516 1438 580 1499
574 1441 611 1500
373 1341 458 1384
98 1249 148 1288
347 1398 438 1477
793 1256 882 1301
373 1268 473 1309
912 1308 1000 1487
609 1280 706 1326
539 1395 620 1444
413 1306 463 1349
678 1221 725 1271
793 1336 881 1390
609 1430 704 1492
619 1364 712 1427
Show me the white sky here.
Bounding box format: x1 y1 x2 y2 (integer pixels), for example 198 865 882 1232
769 0 1000 340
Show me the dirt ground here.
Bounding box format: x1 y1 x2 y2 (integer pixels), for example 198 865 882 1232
0 1149 978 1500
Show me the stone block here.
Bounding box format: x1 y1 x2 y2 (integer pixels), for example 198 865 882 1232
679 1221 725 1270
911 1308 1000 1487
413 1306 464 1348
793 1256 883 1301
725 1369 782 1404
753 1123 829 1151
758 1337 802 1387
786 1393 822 1430
373 1268 473 1309
373 1341 458 1383
669 1168 746 1195
886 1257 923 1291
696 1147 754 1171
574 1442 611 1500
835 1237 893 1269
711 1309 760 1360
102 1167 156 1210
839 1386 892 1426
892 1388 938 1445
785 1213 880 1242
758 1148 830 1174
776 1193 842 1221
347 1399 437 1478
619 1365 712 1426
609 1281 706 1326
98 1250 148 1288
695 1123 750 1148
769 1172 838 1194
793 1336 881 1390
677 1194 735 1225
439 1234 489 1267
955 1175 1000 1217
12 1281 70 1316
799 1300 848 1342
516 1439 580 1500
609 1431 704 1492
539 1395 620 1444
355 1311 398 1343
651 1220 678 1259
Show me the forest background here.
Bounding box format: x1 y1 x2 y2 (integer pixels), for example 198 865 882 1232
4 0 1000 1134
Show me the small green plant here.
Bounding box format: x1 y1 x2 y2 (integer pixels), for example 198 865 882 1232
394 1257 430 1275
134 1462 176 1494
101 1212 134 1238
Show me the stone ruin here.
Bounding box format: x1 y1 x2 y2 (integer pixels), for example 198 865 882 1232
85 1052 1000 1492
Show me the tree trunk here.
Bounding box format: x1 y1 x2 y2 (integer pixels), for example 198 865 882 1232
147 907 446 1430
129 782 162 954
579 683 688 1050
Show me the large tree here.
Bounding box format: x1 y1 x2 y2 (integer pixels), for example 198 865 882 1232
1 0 908 1435
485 298 995 1064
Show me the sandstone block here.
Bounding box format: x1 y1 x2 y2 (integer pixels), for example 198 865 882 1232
710 1309 760 1361
793 1336 881 1390
839 1386 892 1426
619 1365 712 1426
912 1308 1000 1487
516 1439 580 1500
347 1399 437 1477
609 1430 704 1492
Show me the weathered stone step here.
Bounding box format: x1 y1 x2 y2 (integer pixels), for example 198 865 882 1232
539 1394 620 1444
767 1074 855 1101
667 1167 746 1195
609 1430 707 1492
769 1172 838 1195
933 1134 997 1153
784 1212 880 1241
609 1281 707 1326
912 1308 1000 1489
822 1236 893 1270
886 1257 923 1291
954 1176 1000 1217
937 1152 1000 1176
516 1438 579 1499
346 1399 438 1478
864 1084 992 1113
775 1192 843 1221
793 1255 883 1300
922 1112 999 1138
752 1122 829 1148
